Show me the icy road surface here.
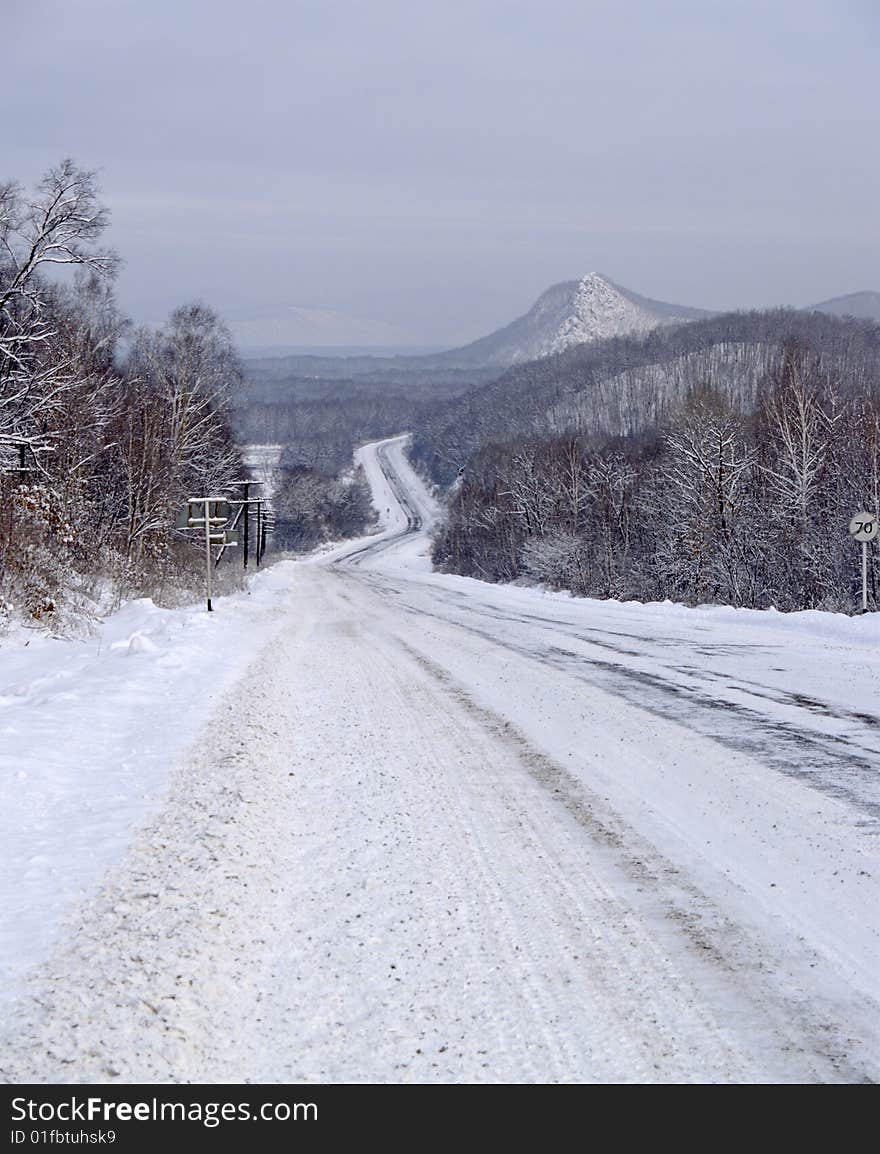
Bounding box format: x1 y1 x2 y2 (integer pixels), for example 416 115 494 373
2 435 879 1083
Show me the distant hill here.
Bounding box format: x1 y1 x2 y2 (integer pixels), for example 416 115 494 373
441 272 709 367
411 308 880 485
242 273 710 379
239 279 880 392
810 291 880 323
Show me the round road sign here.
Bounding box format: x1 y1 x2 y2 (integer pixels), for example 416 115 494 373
849 512 879 542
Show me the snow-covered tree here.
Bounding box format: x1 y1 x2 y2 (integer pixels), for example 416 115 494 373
0 160 116 470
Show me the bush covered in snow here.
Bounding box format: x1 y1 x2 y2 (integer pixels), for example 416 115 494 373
273 464 375 550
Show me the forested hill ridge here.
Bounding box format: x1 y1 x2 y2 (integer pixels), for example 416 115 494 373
420 307 880 614
235 272 708 478
411 307 880 486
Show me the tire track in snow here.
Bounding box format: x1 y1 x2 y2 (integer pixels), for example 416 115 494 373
238 578 831 1082
332 436 880 1081
5 435 876 1083
389 636 871 1083
349 444 880 820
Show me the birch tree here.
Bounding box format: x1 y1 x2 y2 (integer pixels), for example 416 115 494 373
0 160 116 468
120 305 243 559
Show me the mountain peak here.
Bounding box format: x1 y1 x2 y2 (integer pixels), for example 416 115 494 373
549 273 706 357
579 270 612 284
443 275 709 368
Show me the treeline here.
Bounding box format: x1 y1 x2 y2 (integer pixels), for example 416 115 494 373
273 464 375 550
412 309 880 486
237 390 423 475
233 364 479 477
433 345 880 612
0 160 245 625
240 359 488 400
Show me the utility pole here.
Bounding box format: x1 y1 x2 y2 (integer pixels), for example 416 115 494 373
226 480 263 571
262 507 275 562
204 498 213 612
175 498 233 612
242 483 250 570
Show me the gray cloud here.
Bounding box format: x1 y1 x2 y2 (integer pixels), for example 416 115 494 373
7 0 879 346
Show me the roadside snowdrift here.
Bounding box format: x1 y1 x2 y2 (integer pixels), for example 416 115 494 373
0 561 298 1010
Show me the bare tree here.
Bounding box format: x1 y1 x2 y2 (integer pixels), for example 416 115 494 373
0 160 116 467
120 305 244 559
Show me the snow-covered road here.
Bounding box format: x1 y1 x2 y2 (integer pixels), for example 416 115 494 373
2 435 879 1083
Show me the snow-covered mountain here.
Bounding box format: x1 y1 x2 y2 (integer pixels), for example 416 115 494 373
442 272 709 367
239 279 880 379
244 274 711 376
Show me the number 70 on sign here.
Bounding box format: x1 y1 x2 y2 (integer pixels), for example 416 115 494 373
849 513 879 542
849 511 878 613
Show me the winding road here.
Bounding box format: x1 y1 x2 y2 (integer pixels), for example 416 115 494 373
4 435 878 1084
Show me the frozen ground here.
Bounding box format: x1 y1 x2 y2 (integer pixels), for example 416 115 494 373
1 436 878 1083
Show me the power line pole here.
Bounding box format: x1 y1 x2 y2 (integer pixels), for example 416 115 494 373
226 480 263 571
242 483 250 570
175 498 233 611
203 499 213 612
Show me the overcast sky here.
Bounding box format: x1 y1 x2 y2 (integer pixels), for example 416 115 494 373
6 0 880 347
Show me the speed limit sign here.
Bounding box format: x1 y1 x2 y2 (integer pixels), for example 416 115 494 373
850 511 878 612
849 512 879 542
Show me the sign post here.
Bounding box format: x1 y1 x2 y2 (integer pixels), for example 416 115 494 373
848 511 878 612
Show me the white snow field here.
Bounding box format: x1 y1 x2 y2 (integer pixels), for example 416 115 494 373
0 566 298 1013
1 435 879 1083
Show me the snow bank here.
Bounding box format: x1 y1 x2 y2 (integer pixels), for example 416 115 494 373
433 578 880 647
0 560 299 1010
